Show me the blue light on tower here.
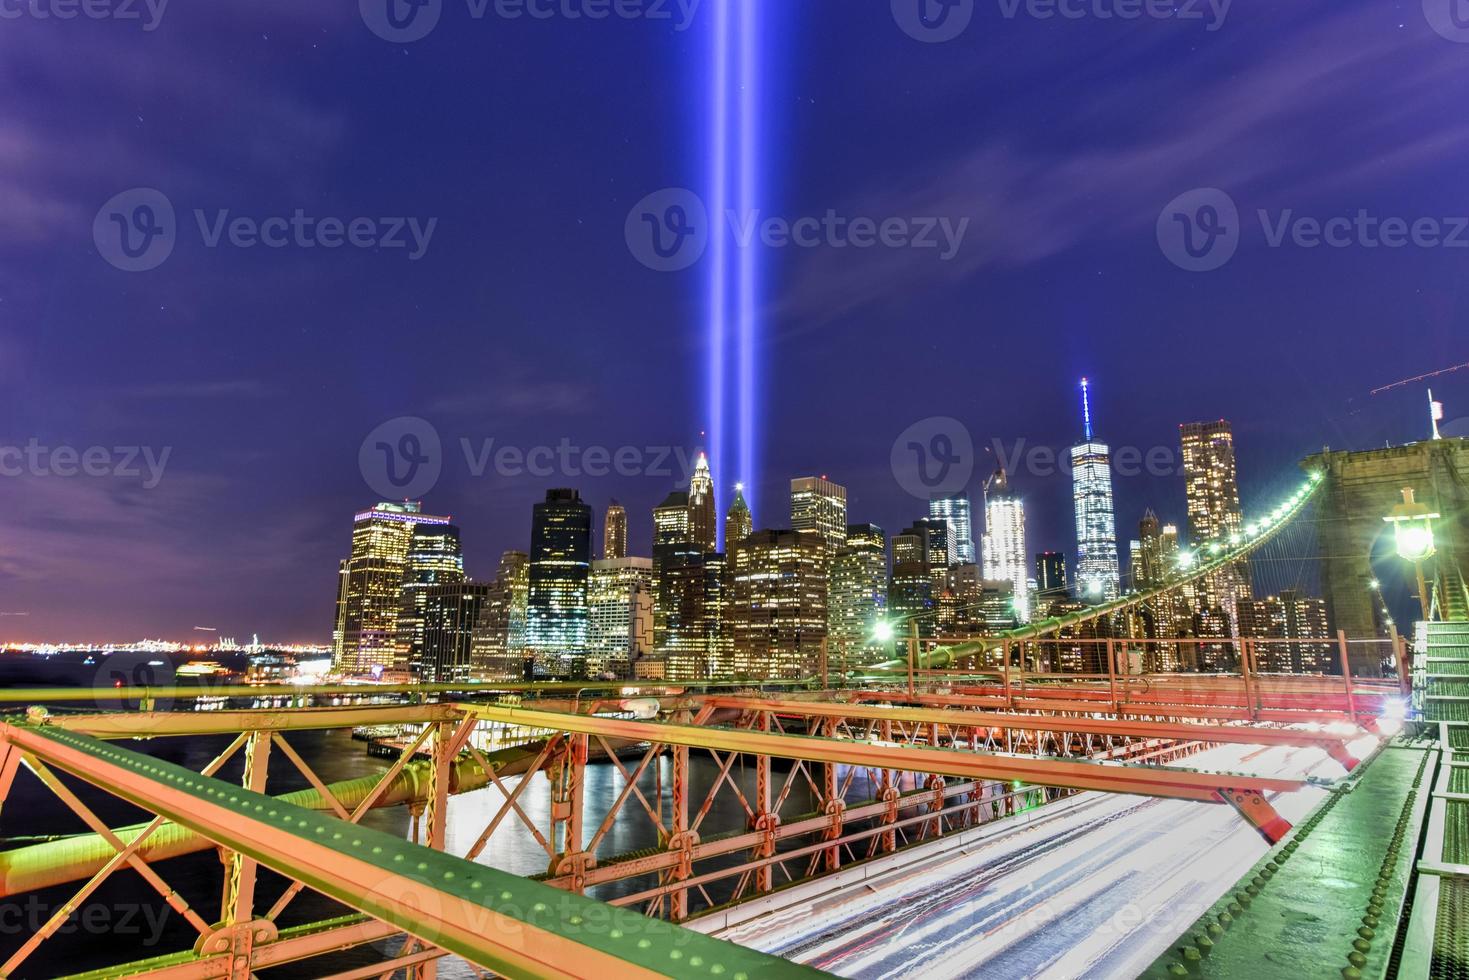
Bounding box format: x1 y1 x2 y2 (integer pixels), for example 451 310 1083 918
706 0 766 546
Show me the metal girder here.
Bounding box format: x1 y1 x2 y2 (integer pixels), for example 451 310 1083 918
454 703 1306 807
47 704 463 738
706 696 1363 769
0 724 814 980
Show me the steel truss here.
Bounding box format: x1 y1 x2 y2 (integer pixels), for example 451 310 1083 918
0 681 1367 979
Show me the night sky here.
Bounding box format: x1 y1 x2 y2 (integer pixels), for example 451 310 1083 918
2 0 1467 643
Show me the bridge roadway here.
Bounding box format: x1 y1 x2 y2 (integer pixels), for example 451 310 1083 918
693 738 1374 979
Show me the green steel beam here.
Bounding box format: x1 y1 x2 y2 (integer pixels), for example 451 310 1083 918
0 723 818 979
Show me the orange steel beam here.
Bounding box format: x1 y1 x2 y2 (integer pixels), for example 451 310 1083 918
453 703 1306 808
46 704 464 738
707 696 1363 770
0 724 811 980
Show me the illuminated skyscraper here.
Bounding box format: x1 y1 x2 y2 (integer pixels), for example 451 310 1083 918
587 557 655 678
1036 552 1069 600
981 468 1029 622
729 529 828 679
652 489 726 673
1071 379 1121 602
1132 510 1180 591
1181 420 1252 624
333 502 452 676
603 501 627 561
790 477 848 554
929 493 975 565
689 453 718 553
525 489 592 664
1237 590 1334 673
829 523 888 665
398 521 465 675
471 551 529 680
726 484 754 546
420 581 491 684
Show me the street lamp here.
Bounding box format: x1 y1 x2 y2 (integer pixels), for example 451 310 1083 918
1384 486 1441 621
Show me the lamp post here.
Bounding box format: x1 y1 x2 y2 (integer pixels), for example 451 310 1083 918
1384 486 1441 622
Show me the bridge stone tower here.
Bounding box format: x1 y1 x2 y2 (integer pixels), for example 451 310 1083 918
1305 438 1469 655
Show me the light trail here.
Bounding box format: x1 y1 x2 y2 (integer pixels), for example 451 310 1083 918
714 740 1369 979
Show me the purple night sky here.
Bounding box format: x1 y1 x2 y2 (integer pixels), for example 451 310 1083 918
1 0 1466 642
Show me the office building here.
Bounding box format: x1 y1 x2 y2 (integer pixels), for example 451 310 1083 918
587 557 655 678
729 529 828 678
829 524 889 665
332 502 452 676
420 581 491 684
603 501 627 561
1072 379 1121 601
1036 552 1069 600
398 521 465 676
929 492 975 565
689 452 718 553
525 489 592 664
1181 419 1253 625
1238 591 1334 673
726 484 754 546
791 477 848 554
981 468 1030 622
471 551 530 680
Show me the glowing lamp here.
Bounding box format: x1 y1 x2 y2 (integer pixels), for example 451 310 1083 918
872 620 895 644
1384 487 1439 563
1177 551 1196 571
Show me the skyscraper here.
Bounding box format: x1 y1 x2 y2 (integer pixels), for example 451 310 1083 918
726 484 754 546
1237 590 1334 673
420 581 491 684
729 529 828 679
651 489 726 673
829 523 888 665
1133 510 1180 591
1181 419 1252 624
525 489 592 665
1035 552 1069 600
471 551 530 680
587 557 655 678
790 477 848 554
398 521 465 675
333 502 453 676
928 493 975 565
1072 379 1121 602
689 452 718 553
981 468 1030 622
602 501 627 561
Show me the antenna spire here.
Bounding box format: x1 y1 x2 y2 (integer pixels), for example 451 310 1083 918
1081 377 1094 442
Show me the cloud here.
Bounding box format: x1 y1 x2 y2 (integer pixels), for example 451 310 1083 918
775 4 1469 329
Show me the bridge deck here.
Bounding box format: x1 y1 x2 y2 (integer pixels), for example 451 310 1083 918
1142 740 1434 980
